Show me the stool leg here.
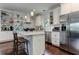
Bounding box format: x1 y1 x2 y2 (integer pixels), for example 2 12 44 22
27 42 29 55
25 42 29 55
13 40 18 55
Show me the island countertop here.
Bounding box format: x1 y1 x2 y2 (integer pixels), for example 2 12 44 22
17 31 45 36
17 31 45 55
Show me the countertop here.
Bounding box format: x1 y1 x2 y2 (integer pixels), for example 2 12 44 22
0 31 45 43
17 31 45 36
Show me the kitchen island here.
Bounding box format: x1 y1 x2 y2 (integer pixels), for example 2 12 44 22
17 31 45 55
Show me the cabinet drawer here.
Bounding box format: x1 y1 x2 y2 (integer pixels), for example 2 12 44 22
52 32 60 39
52 35 60 40
52 38 60 46
52 38 59 43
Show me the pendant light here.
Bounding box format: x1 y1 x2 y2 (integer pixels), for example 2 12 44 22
31 9 35 16
31 11 34 16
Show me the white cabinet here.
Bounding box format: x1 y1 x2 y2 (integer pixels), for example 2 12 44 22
61 3 79 15
53 7 60 25
51 31 67 47
32 34 45 55
51 32 60 46
19 31 45 55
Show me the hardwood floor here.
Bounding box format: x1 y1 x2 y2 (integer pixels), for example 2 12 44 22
45 42 74 55
2 42 74 55
12 42 73 55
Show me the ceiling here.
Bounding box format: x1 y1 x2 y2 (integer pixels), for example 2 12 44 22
0 3 58 14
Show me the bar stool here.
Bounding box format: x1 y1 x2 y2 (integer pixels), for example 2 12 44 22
13 32 29 55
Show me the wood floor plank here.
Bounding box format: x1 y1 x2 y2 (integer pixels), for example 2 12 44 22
45 43 73 55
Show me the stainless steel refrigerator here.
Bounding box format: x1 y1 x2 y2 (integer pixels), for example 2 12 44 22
60 11 79 54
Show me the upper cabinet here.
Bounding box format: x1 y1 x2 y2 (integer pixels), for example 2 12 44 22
50 12 53 24
0 10 14 31
61 3 79 15
53 7 60 25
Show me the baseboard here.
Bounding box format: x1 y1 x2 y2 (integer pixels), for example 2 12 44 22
0 40 13 44
45 41 52 45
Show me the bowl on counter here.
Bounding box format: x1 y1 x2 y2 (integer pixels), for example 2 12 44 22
24 28 35 31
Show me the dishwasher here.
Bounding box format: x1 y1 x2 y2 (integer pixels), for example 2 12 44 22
45 31 52 43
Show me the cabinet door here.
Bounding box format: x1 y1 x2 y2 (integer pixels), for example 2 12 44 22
53 7 60 25
32 34 45 55
52 32 60 39
52 38 60 46
51 32 60 46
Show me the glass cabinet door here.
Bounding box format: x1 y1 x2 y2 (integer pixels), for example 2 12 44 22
1 10 14 31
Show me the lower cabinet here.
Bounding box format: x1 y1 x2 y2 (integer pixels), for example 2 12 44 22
32 34 45 55
51 32 66 47
25 34 45 55
51 32 60 46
